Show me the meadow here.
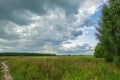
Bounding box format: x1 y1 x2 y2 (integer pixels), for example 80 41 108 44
0 56 120 80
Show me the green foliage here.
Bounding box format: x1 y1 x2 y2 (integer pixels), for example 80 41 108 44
3 56 120 80
95 0 120 62
114 56 120 66
94 43 104 58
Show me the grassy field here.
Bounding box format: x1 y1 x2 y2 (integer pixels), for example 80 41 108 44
0 56 120 80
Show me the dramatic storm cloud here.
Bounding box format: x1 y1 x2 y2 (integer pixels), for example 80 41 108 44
0 0 107 55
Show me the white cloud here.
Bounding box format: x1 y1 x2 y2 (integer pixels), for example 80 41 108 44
61 42 81 51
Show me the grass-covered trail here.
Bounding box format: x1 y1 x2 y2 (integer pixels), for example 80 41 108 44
1 62 13 80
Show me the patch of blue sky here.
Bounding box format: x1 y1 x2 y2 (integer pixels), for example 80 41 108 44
90 5 102 19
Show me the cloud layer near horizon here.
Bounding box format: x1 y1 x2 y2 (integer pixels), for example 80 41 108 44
0 0 106 55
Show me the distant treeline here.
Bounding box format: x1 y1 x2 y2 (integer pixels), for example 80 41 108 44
0 52 56 56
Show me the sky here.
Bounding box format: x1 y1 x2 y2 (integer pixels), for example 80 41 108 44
0 0 107 55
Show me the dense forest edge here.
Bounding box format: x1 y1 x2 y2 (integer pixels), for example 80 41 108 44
94 0 120 66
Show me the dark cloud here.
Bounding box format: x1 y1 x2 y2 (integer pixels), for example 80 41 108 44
71 30 83 37
0 21 20 40
78 44 93 50
0 0 81 25
0 0 47 25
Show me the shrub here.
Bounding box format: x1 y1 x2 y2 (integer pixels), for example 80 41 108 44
94 43 104 58
114 56 120 66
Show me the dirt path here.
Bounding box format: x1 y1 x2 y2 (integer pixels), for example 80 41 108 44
1 62 13 80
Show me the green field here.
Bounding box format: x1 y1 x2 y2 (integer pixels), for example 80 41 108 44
0 56 120 80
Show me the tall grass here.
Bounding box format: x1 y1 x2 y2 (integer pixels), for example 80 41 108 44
0 62 3 79
3 56 120 80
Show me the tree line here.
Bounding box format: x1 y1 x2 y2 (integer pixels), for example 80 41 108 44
94 0 120 66
0 52 56 56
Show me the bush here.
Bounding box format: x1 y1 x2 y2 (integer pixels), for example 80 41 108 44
114 56 120 66
105 55 113 62
94 43 104 58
